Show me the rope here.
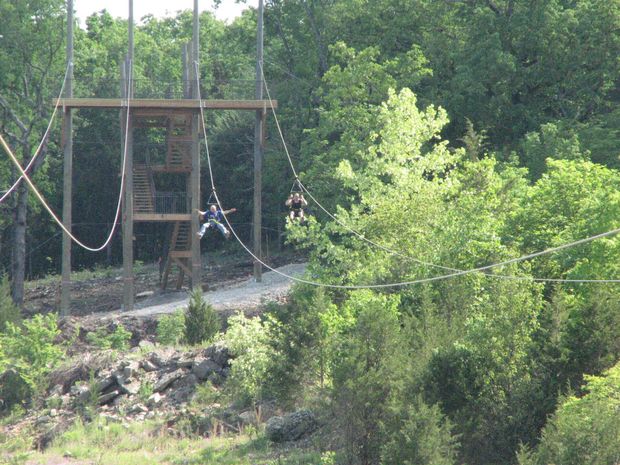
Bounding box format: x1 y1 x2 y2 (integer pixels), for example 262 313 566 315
258 62 620 285
0 63 71 204
192 62 620 287
0 60 134 253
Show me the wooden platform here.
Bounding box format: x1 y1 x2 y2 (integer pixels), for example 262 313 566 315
134 213 192 222
56 98 277 110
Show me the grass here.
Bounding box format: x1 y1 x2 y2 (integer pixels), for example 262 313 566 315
13 418 323 465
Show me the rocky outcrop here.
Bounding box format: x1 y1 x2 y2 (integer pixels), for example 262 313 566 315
3 343 233 448
265 409 318 442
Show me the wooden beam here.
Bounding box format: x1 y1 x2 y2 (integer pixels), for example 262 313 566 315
134 213 192 221
122 59 134 312
54 98 277 110
60 0 74 316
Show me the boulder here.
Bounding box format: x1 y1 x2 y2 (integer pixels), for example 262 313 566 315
147 392 163 408
153 369 185 393
140 360 158 372
265 409 318 442
192 359 221 380
98 390 121 405
203 342 231 367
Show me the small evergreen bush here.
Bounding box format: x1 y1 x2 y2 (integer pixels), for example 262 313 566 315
157 309 186 345
185 290 220 345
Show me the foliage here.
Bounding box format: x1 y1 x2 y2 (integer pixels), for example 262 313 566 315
86 324 132 351
0 274 21 332
185 290 220 345
518 361 620 465
221 312 281 406
381 397 458 465
331 290 404 465
0 314 64 409
157 309 186 346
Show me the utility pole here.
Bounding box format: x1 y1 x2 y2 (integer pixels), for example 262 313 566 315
190 0 202 289
122 0 134 311
253 0 265 282
61 0 74 316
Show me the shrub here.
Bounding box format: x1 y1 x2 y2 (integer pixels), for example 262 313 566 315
518 360 620 465
221 312 280 406
185 290 220 345
0 314 65 409
86 324 132 350
0 274 20 332
156 309 185 346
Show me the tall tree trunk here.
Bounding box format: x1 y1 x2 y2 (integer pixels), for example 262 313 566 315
11 174 28 306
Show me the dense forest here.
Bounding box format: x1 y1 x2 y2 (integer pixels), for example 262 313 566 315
2 0 620 464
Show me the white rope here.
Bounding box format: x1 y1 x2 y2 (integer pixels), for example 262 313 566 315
258 62 620 285
191 62 620 287
0 61 133 252
0 63 71 204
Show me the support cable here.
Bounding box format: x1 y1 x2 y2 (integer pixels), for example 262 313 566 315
0 63 71 204
258 62 620 285
0 61 133 252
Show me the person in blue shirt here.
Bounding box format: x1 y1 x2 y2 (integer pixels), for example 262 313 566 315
196 204 237 240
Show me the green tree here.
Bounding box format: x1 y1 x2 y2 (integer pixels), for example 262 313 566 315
518 361 620 465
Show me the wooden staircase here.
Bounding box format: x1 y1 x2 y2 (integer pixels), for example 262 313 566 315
133 164 155 213
166 115 192 171
161 221 193 290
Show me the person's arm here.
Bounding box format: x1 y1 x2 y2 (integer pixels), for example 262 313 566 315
285 195 293 207
301 196 308 207
222 208 237 215
195 208 205 219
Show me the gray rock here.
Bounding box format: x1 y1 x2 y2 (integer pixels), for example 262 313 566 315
153 369 185 392
119 381 140 396
128 403 148 415
175 358 194 369
149 352 166 367
71 384 91 403
239 410 257 426
97 375 116 392
122 362 140 380
98 390 121 405
138 340 155 350
147 393 163 408
35 415 52 426
140 360 158 372
203 342 231 367
173 373 198 390
265 409 318 442
49 384 64 397
171 386 195 403
192 359 221 380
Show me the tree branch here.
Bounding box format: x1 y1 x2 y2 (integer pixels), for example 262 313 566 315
486 0 501 15
0 94 28 136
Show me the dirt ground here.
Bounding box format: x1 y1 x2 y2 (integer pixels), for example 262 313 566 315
22 251 304 318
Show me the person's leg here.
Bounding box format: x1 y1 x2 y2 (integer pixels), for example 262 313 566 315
197 222 208 238
216 222 230 239
289 210 294 221
299 210 305 222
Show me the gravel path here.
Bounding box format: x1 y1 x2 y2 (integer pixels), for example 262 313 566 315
106 263 307 319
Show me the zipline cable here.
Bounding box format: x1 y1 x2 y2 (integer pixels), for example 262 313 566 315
0 60 134 253
0 63 71 204
194 62 620 287
258 62 620 284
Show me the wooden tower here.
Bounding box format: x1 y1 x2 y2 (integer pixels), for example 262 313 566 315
60 0 274 314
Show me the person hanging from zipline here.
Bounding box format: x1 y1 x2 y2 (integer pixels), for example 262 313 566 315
196 204 237 240
286 192 308 222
